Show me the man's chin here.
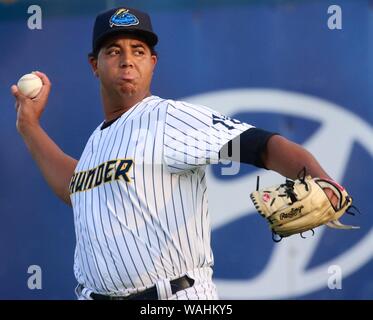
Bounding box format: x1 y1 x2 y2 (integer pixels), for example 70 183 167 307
119 85 136 97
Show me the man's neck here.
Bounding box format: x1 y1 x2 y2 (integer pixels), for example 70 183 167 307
101 90 151 122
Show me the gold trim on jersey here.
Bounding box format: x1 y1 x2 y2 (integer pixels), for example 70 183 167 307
69 159 133 194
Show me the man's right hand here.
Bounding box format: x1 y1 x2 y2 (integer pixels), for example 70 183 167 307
10 71 76 206
11 71 51 135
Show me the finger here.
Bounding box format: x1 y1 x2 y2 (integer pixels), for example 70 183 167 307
32 71 51 101
11 86 22 112
11 85 18 96
324 188 338 209
10 85 27 101
14 101 20 112
32 71 51 87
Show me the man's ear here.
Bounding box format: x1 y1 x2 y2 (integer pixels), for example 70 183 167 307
88 55 99 78
150 54 157 74
151 54 157 67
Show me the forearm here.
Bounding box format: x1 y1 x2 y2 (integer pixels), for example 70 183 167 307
262 135 331 180
20 124 77 205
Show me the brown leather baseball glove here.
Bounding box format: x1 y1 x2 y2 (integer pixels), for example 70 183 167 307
250 175 359 241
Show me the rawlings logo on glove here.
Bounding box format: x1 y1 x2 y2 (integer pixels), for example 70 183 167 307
250 172 359 242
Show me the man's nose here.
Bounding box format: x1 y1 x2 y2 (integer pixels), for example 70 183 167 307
119 53 133 68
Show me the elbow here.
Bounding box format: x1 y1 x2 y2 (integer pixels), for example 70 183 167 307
63 192 72 207
260 134 284 170
63 197 72 207
57 189 72 207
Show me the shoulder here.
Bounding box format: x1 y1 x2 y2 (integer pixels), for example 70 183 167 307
141 95 172 114
165 99 218 118
148 95 218 114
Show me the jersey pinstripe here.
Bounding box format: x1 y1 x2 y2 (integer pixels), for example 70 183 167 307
70 95 253 298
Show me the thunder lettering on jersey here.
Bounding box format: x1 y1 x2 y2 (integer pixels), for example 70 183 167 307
69 159 133 194
70 95 253 298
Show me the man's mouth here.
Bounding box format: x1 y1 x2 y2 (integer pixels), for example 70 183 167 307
120 74 136 81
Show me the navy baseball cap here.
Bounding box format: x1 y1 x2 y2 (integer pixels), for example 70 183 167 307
91 7 158 55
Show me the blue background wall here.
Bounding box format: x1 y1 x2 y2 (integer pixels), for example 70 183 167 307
0 0 372 299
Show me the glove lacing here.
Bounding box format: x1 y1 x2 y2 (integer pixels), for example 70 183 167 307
272 168 314 242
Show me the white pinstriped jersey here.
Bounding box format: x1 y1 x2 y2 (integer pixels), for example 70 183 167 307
70 95 253 299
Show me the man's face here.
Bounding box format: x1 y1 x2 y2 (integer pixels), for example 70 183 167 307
90 34 157 98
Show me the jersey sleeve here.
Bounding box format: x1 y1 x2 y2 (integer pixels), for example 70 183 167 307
163 100 254 173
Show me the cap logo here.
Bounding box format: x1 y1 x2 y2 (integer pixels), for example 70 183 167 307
109 9 139 28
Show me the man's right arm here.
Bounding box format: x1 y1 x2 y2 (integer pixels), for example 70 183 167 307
11 72 77 206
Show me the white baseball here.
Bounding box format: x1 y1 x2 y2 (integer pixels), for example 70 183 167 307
17 73 43 99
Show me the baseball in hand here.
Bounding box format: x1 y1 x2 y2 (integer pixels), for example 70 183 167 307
17 73 43 99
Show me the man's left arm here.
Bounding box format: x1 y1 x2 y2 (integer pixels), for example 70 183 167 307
262 134 331 180
261 134 340 205
219 130 338 204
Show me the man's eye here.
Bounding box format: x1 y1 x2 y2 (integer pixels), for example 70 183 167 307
108 49 120 56
134 50 144 56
